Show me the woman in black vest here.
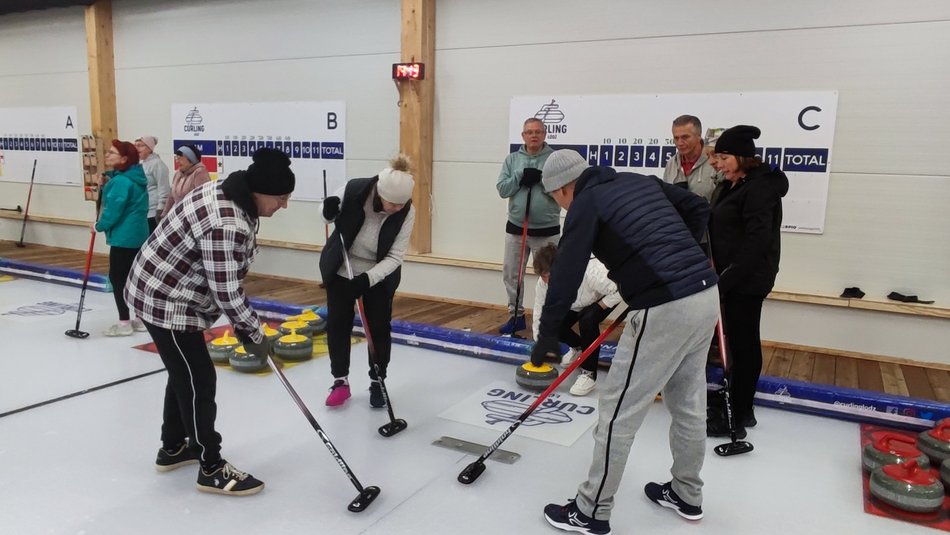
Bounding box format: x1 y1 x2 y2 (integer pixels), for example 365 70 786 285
319 155 416 408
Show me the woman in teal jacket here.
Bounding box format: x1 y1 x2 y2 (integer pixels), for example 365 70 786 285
93 139 149 336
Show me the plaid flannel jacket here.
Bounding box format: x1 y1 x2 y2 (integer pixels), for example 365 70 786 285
125 181 264 343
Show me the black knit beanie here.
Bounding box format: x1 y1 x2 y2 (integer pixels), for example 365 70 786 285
245 147 295 195
715 125 761 157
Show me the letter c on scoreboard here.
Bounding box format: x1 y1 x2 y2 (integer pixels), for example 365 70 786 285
798 106 822 131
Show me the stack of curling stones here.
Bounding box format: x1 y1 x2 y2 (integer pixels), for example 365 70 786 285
274 328 313 361
515 362 559 392
280 319 313 338
867 418 950 514
208 330 240 364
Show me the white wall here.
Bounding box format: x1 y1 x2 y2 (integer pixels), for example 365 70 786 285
0 0 947 361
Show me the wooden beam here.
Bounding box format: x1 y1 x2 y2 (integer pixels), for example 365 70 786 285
398 0 435 253
84 0 117 142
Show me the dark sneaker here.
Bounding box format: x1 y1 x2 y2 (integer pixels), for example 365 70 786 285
644 481 703 520
543 500 611 535
155 443 199 472
369 381 386 408
706 414 747 439
196 461 264 496
498 315 526 335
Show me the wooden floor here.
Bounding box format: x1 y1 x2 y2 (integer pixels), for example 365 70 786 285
2 240 948 404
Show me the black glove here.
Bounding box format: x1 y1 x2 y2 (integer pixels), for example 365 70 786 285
520 167 542 187
530 336 561 367
349 273 370 297
236 331 270 361
323 196 341 220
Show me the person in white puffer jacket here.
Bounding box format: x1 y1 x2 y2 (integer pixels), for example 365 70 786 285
532 244 621 396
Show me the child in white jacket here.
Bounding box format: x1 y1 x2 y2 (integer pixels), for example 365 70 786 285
532 244 622 396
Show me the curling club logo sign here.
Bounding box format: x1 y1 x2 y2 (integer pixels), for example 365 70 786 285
533 99 568 139
183 107 205 135
481 387 594 427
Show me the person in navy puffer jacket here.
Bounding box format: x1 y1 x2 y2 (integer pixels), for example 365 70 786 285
532 149 720 533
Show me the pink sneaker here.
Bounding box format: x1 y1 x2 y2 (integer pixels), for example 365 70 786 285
325 379 351 407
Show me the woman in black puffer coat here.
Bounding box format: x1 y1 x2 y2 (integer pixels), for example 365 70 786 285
707 125 789 438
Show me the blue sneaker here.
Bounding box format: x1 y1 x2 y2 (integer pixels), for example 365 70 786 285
543 500 611 535
644 481 703 520
498 315 527 335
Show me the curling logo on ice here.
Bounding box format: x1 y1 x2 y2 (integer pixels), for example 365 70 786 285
2 301 88 316
481 388 594 427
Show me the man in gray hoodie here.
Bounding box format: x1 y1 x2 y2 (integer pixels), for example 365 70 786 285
495 117 560 335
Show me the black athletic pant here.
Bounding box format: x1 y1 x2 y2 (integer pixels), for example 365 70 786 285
143 321 222 470
721 292 766 425
108 246 139 321
558 303 615 378
147 217 158 234
325 273 395 381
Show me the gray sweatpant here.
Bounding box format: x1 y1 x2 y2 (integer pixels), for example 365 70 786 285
502 232 559 315
575 286 719 521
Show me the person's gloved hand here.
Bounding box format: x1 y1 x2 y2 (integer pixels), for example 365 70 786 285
243 339 271 361
520 167 542 187
530 335 561 367
349 273 370 297
322 196 341 221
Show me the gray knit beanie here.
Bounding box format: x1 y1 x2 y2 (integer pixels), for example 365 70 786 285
542 149 588 193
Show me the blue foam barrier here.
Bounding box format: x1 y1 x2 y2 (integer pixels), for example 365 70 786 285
0 257 112 292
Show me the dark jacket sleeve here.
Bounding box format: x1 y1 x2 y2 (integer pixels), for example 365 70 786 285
717 180 780 294
538 193 598 339
657 177 710 244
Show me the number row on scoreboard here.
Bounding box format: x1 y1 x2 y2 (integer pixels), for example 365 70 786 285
174 139 345 160
0 137 79 152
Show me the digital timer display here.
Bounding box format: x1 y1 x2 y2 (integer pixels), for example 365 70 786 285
392 63 425 80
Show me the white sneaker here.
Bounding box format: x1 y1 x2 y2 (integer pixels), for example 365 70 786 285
103 322 134 337
560 348 579 367
131 318 147 332
569 372 596 396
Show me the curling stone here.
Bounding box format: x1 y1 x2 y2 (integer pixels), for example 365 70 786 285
515 362 559 392
207 330 239 364
941 458 950 489
869 459 944 513
273 328 314 361
229 345 267 373
289 309 328 335
862 432 930 472
918 419 950 465
279 319 313 338
263 324 281 348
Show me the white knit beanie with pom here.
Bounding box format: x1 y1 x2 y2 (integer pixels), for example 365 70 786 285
377 154 414 204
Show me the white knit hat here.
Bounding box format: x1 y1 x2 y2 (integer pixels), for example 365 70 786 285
542 149 588 193
377 167 414 204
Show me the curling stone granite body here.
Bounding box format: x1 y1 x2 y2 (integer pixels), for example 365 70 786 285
869 460 944 513
289 309 327 335
918 420 950 465
279 320 313 338
208 330 240 364
515 363 559 392
263 324 281 348
229 345 267 373
274 329 314 361
862 432 930 472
